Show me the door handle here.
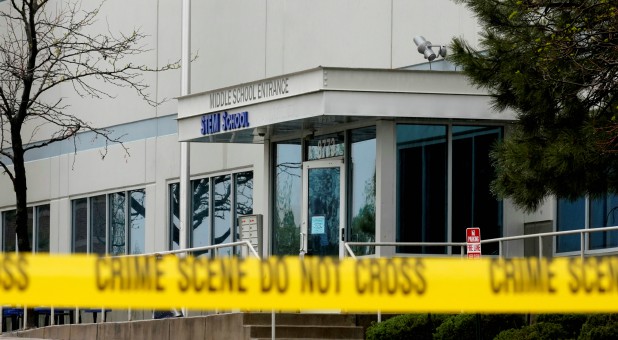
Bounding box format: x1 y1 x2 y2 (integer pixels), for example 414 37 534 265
341 228 345 242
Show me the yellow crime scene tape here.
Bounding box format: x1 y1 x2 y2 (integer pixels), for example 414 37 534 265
0 253 616 313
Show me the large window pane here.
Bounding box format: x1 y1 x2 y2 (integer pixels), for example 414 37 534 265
213 175 232 255
397 125 447 254
272 140 302 255
589 194 618 249
349 127 376 256
452 126 503 255
191 179 210 254
36 205 50 252
109 192 126 255
169 183 180 250
90 195 107 255
557 198 585 252
72 198 88 253
129 189 146 254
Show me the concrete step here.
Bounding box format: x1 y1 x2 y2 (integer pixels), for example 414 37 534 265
246 325 364 339
242 313 357 327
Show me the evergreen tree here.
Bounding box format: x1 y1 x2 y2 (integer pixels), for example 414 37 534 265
450 0 618 211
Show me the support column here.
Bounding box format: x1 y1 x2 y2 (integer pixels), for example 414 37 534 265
375 120 396 257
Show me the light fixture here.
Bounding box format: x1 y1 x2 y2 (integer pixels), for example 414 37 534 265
413 36 447 62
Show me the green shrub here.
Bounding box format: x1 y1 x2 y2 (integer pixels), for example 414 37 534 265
579 314 618 340
365 314 448 340
433 314 525 340
495 322 568 340
536 314 587 338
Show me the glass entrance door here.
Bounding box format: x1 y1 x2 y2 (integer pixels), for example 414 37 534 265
301 159 345 257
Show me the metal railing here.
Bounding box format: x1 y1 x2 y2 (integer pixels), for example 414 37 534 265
2 241 262 335
344 225 618 259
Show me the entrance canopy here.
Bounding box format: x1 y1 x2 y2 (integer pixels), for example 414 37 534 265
176 67 514 144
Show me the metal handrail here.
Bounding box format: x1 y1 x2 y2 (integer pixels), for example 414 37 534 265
344 225 618 259
119 240 261 259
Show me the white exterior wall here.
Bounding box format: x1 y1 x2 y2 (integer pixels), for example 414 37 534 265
0 0 484 254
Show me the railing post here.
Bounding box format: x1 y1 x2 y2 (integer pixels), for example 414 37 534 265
499 240 503 258
581 232 585 260
538 236 543 259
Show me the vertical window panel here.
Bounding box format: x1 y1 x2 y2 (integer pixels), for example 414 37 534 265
191 179 210 254
272 140 302 255
589 194 618 249
213 175 232 255
2 210 17 252
36 205 50 252
129 189 146 254
169 183 180 251
397 125 447 254
557 198 585 252
349 127 376 256
452 126 503 255
72 198 88 253
90 195 107 255
109 192 126 255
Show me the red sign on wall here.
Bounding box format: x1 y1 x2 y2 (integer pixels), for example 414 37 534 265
466 227 481 259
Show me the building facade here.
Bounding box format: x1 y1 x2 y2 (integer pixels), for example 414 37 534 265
2 0 593 261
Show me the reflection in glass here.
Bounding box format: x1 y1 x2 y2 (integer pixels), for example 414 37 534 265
72 198 88 253
397 125 447 254
36 205 50 252
214 175 232 255
90 195 107 255
452 126 503 255
350 127 376 256
109 192 126 255
273 140 302 255
308 167 340 256
169 183 180 250
2 210 17 251
192 178 210 254
589 194 618 249
129 190 146 254
235 172 254 254
557 198 585 252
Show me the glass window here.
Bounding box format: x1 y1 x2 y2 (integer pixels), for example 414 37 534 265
191 178 210 252
2 210 17 252
557 198 585 252
72 198 88 253
452 126 503 255
590 194 618 249
349 127 376 256
72 189 146 255
397 125 447 254
36 205 50 252
2 207 43 252
90 195 107 255
272 140 302 255
169 183 180 250
213 175 232 255
109 192 126 255
129 189 146 254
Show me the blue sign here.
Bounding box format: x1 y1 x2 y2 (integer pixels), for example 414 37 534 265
201 111 250 135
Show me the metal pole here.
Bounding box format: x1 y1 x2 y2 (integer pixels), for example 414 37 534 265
180 0 191 319
538 235 543 259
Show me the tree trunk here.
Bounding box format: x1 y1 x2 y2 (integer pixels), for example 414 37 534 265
10 123 30 253
10 124 36 329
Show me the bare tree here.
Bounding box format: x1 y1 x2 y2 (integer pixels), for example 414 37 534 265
0 0 176 252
